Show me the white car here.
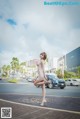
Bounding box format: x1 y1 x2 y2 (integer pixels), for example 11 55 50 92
66 79 79 86
27 77 33 82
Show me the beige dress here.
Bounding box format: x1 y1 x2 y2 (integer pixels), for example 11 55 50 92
37 60 46 81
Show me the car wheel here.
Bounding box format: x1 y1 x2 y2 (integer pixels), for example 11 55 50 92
48 81 53 89
76 85 78 86
70 83 73 86
60 87 64 89
36 85 40 88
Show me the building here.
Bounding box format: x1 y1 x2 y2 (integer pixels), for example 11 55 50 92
48 57 58 73
27 59 36 67
66 47 80 72
57 55 65 75
57 47 80 72
53 57 58 70
26 59 37 77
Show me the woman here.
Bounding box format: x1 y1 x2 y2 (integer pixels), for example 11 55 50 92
33 52 47 106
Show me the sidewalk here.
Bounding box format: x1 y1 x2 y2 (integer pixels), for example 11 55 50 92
0 94 80 119
0 94 80 112
0 99 80 119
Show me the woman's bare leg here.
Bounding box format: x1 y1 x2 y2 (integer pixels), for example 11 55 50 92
33 79 47 106
37 81 45 85
34 79 44 86
37 80 50 85
42 83 46 100
40 83 46 106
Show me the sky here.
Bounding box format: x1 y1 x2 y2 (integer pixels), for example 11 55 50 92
0 0 80 66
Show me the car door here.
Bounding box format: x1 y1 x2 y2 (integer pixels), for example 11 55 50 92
72 79 79 86
66 79 71 85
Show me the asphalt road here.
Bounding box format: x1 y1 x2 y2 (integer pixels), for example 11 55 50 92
0 79 80 97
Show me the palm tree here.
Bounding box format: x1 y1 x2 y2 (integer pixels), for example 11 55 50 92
2 65 8 77
20 62 27 77
56 69 63 78
6 65 11 76
10 57 20 77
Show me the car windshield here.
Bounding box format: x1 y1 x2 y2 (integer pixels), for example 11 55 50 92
68 80 71 81
47 75 59 81
73 80 77 81
47 75 55 79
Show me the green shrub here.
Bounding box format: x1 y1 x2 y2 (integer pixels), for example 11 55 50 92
8 78 18 83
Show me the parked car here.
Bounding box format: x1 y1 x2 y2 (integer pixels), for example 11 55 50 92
65 79 79 86
75 79 80 83
0 77 2 80
36 73 66 89
46 74 66 89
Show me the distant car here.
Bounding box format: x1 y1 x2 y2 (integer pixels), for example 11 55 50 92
46 74 66 89
0 76 2 80
27 77 33 82
0 77 2 80
65 79 79 86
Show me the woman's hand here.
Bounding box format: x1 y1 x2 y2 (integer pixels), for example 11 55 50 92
32 77 38 83
34 59 40 66
32 79 36 83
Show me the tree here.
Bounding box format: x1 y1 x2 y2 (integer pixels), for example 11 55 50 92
20 62 26 66
56 69 63 78
76 66 80 78
2 65 11 77
2 65 7 76
20 62 27 77
2 65 7 77
64 70 76 79
6 65 11 76
10 57 20 75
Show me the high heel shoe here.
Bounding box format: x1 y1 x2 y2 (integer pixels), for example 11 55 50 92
43 99 47 102
40 101 44 106
40 99 47 106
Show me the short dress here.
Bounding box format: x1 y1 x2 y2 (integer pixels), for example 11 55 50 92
37 60 46 81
